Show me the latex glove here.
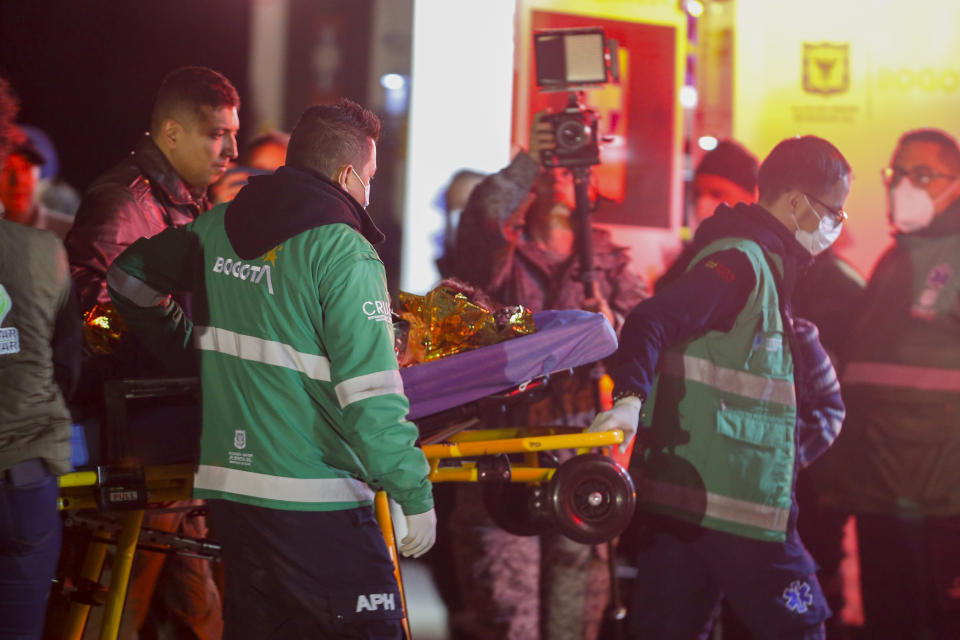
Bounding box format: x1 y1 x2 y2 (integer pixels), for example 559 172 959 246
588 396 642 454
399 508 437 559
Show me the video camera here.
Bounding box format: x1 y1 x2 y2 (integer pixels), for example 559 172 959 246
533 27 619 168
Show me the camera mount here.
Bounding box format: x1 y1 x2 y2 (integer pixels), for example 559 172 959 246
533 27 620 302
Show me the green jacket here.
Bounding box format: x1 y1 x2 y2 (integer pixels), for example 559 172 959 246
640 238 797 541
109 192 433 515
818 203 960 517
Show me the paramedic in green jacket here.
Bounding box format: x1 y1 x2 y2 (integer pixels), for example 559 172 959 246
589 136 851 639
817 128 960 639
107 100 435 640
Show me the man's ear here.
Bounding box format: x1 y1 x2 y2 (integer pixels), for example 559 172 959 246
157 118 183 151
785 189 804 214
335 164 351 189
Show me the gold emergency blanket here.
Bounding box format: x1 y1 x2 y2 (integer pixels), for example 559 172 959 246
396 284 534 365
83 303 128 355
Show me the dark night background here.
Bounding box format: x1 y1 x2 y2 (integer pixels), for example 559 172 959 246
0 1 253 191
1 0 400 289
0 1 376 193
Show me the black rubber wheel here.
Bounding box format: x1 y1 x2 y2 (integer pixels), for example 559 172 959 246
482 482 553 536
546 453 636 545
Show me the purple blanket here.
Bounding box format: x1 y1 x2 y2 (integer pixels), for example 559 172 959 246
401 310 617 420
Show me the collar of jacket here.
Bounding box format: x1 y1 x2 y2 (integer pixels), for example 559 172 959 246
224 165 385 260
132 134 208 210
690 202 811 288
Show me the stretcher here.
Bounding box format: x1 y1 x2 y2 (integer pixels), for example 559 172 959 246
55 309 635 639
409 310 635 545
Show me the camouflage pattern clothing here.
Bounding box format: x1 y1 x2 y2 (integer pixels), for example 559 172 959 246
450 482 610 640
446 152 648 639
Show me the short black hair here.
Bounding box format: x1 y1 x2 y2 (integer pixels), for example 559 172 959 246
695 140 759 194
758 135 851 202
286 99 381 177
0 75 19 165
896 128 960 172
150 66 240 132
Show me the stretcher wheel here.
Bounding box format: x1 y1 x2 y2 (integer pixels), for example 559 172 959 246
483 482 553 536
546 453 636 545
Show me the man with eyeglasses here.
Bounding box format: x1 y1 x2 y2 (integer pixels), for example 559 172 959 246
816 128 960 639
588 135 850 639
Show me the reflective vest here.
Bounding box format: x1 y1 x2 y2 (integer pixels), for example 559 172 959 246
639 238 797 542
820 229 960 516
109 206 433 515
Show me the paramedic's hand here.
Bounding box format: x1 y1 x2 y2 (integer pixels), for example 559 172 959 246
588 396 642 454
400 508 437 559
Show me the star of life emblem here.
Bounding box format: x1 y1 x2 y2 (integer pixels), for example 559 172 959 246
782 580 814 614
234 429 247 450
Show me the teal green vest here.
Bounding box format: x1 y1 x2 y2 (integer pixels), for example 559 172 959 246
639 238 797 541
820 230 960 516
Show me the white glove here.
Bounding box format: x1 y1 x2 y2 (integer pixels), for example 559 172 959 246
588 396 642 454
399 508 437 559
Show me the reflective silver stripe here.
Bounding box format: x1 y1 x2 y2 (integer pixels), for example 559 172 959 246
844 361 960 392
661 353 796 406
106 266 167 307
195 326 331 381
642 479 790 533
335 370 404 408
195 465 374 503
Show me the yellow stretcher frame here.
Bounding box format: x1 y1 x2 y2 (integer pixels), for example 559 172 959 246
56 428 623 640
422 427 623 483
58 464 196 640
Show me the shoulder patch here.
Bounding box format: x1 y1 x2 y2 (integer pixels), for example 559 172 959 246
703 259 736 283
0 284 20 355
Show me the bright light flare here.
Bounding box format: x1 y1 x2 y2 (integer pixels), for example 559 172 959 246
380 73 406 91
684 0 705 18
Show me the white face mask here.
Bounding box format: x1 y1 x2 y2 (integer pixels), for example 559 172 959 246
794 196 842 256
349 166 370 208
890 179 935 233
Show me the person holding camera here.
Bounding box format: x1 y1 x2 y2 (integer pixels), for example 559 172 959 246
453 110 647 330
445 112 648 640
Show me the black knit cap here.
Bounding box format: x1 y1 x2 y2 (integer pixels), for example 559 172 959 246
694 140 758 194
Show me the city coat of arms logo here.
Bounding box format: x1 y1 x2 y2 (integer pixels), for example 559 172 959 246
234 429 247 450
802 42 850 95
